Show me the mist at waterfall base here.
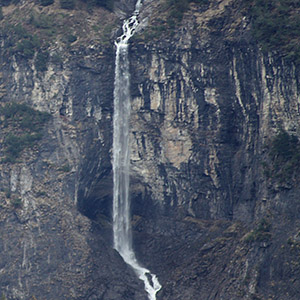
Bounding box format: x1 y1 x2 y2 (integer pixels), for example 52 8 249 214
112 1 162 300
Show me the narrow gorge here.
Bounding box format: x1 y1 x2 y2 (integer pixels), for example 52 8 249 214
0 0 300 299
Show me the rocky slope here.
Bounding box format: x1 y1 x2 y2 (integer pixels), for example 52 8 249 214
0 0 300 299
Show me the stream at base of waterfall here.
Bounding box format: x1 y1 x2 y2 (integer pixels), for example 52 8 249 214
112 1 162 299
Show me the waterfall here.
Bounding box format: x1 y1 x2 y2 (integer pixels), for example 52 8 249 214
112 1 162 300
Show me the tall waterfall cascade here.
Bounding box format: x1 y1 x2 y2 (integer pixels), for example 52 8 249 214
112 1 162 299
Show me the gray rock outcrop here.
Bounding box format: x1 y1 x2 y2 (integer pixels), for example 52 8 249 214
0 0 300 299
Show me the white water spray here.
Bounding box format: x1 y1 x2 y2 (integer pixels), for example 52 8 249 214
112 1 162 300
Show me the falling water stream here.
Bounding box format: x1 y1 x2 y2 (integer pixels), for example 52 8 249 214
112 1 162 299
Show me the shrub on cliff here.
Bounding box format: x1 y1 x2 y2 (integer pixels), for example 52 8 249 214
269 130 298 162
14 26 40 59
60 0 75 9
29 12 55 29
140 0 209 38
165 0 209 25
16 39 36 58
1 24 42 59
0 0 20 5
94 0 114 9
263 129 300 186
82 0 115 11
244 218 272 243
39 0 54 6
11 197 22 208
0 103 51 163
245 0 300 63
35 51 49 72
1 293 7 300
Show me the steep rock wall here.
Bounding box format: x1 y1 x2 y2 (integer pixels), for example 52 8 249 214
0 25 147 300
127 0 300 224
0 0 300 299
127 1 300 299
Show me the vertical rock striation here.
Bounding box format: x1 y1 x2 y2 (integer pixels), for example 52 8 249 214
0 0 300 299
128 1 300 225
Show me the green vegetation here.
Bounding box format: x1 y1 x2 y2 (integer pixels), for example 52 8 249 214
51 53 63 65
39 0 54 6
100 24 113 45
1 293 7 300
0 7 3 21
58 163 71 172
27 12 57 42
1 102 50 129
3 133 43 162
0 0 117 60
166 0 209 23
0 0 21 5
166 0 190 22
67 34 77 43
166 0 209 21
263 129 300 185
60 0 75 9
36 191 48 197
245 0 300 63
0 103 51 163
83 0 115 11
1 0 115 11
35 51 49 72
139 0 209 40
11 197 22 208
4 189 11 199
16 35 40 58
29 12 55 30
244 218 272 243
2 24 41 59
140 21 167 41
269 130 299 162
1 17 54 69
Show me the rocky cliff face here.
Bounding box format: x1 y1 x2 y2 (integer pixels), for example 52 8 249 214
1 0 300 299
129 0 300 223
